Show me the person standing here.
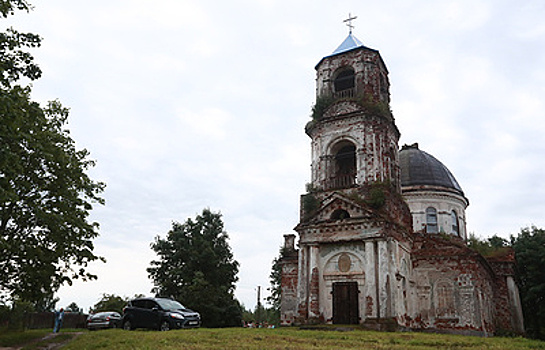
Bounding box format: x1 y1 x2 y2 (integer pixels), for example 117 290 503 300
53 308 64 333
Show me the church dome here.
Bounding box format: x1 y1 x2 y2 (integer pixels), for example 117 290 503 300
399 143 464 196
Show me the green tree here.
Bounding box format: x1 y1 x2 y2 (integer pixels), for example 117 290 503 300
511 226 545 339
91 294 127 314
33 291 58 312
0 0 105 307
266 247 284 316
66 302 81 313
147 208 242 327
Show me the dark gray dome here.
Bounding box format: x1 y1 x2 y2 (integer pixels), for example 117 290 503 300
399 143 464 195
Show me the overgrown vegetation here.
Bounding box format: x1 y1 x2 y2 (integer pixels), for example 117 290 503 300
346 182 388 210
302 193 319 220
467 233 510 258
366 183 386 209
310 93 391 121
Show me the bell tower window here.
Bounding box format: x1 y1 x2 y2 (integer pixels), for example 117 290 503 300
326 141 357 190
334 68 355 98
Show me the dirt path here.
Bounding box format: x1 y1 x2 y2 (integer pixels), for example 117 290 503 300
0 332 83 350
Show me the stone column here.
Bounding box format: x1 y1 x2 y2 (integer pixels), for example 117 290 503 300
377 240 391 318
364 241 377 318
296 244 308 321
308 245 320 319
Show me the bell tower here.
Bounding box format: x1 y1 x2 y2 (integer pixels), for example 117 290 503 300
307 26 399 194
281 17 412 327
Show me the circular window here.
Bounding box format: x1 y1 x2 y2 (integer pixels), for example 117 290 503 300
338 253 352 272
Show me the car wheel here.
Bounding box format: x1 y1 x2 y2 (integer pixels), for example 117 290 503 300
123 320 133 331
111 322 117 329
160 321 170 331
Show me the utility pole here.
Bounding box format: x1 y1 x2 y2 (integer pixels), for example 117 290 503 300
256 285 261 324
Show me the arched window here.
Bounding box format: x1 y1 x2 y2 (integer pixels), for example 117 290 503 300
451 211 459 236
326 141 357 190
426 207 438 234
334 68 355 97
435 280 455 318
331 209 350 220
336 145 356 175
334 144 356 188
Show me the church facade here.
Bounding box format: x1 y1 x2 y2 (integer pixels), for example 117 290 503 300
279 31 524 336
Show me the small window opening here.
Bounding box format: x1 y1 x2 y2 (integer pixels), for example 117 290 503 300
426 207 438 234
331 209 350 220
334 69 355 92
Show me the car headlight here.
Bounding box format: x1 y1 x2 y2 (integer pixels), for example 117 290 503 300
170 313 185 320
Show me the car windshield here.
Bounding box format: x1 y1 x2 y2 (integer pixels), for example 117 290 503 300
156 299 185 311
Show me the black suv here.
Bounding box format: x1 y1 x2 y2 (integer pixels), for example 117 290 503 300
122 297 201 331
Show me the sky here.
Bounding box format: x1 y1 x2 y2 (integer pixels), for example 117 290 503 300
4 0 545 312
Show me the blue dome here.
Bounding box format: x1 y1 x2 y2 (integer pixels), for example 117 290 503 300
331 33 366 55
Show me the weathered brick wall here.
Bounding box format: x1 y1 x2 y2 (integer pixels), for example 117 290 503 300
280 249 299 326
316 47 390 103
487 252 524 334
411 234 497 336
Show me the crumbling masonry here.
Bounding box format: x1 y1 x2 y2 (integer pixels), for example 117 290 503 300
279 33 524 336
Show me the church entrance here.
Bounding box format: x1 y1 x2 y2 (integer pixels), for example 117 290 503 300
332 282 359 324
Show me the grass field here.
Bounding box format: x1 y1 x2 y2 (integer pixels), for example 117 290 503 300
1 327 544 350
55 327 545 350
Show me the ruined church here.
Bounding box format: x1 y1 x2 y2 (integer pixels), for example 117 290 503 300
279 26 524 336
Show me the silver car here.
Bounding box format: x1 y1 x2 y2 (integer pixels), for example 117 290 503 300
87 311 122 330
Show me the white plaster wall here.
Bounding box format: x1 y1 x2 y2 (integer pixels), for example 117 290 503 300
309 115 398 189
319 247 365 323
403 191 468 239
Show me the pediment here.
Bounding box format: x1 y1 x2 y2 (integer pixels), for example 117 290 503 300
310 192 376 223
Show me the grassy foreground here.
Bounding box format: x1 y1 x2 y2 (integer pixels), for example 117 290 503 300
59 327 545 350
0 329 79 350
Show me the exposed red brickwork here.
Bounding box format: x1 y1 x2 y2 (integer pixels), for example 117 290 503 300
280 40 523 336
309 267 320 319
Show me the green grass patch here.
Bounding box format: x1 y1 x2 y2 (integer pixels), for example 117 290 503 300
0 329 51 347
58 327 545 350
0 329 82 349
21 333 75 350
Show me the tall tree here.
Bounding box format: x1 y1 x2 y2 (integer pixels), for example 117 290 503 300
511 226 545 339
91 294 127 314
0 0 105 306
147 208 242 327
266 247 284 314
